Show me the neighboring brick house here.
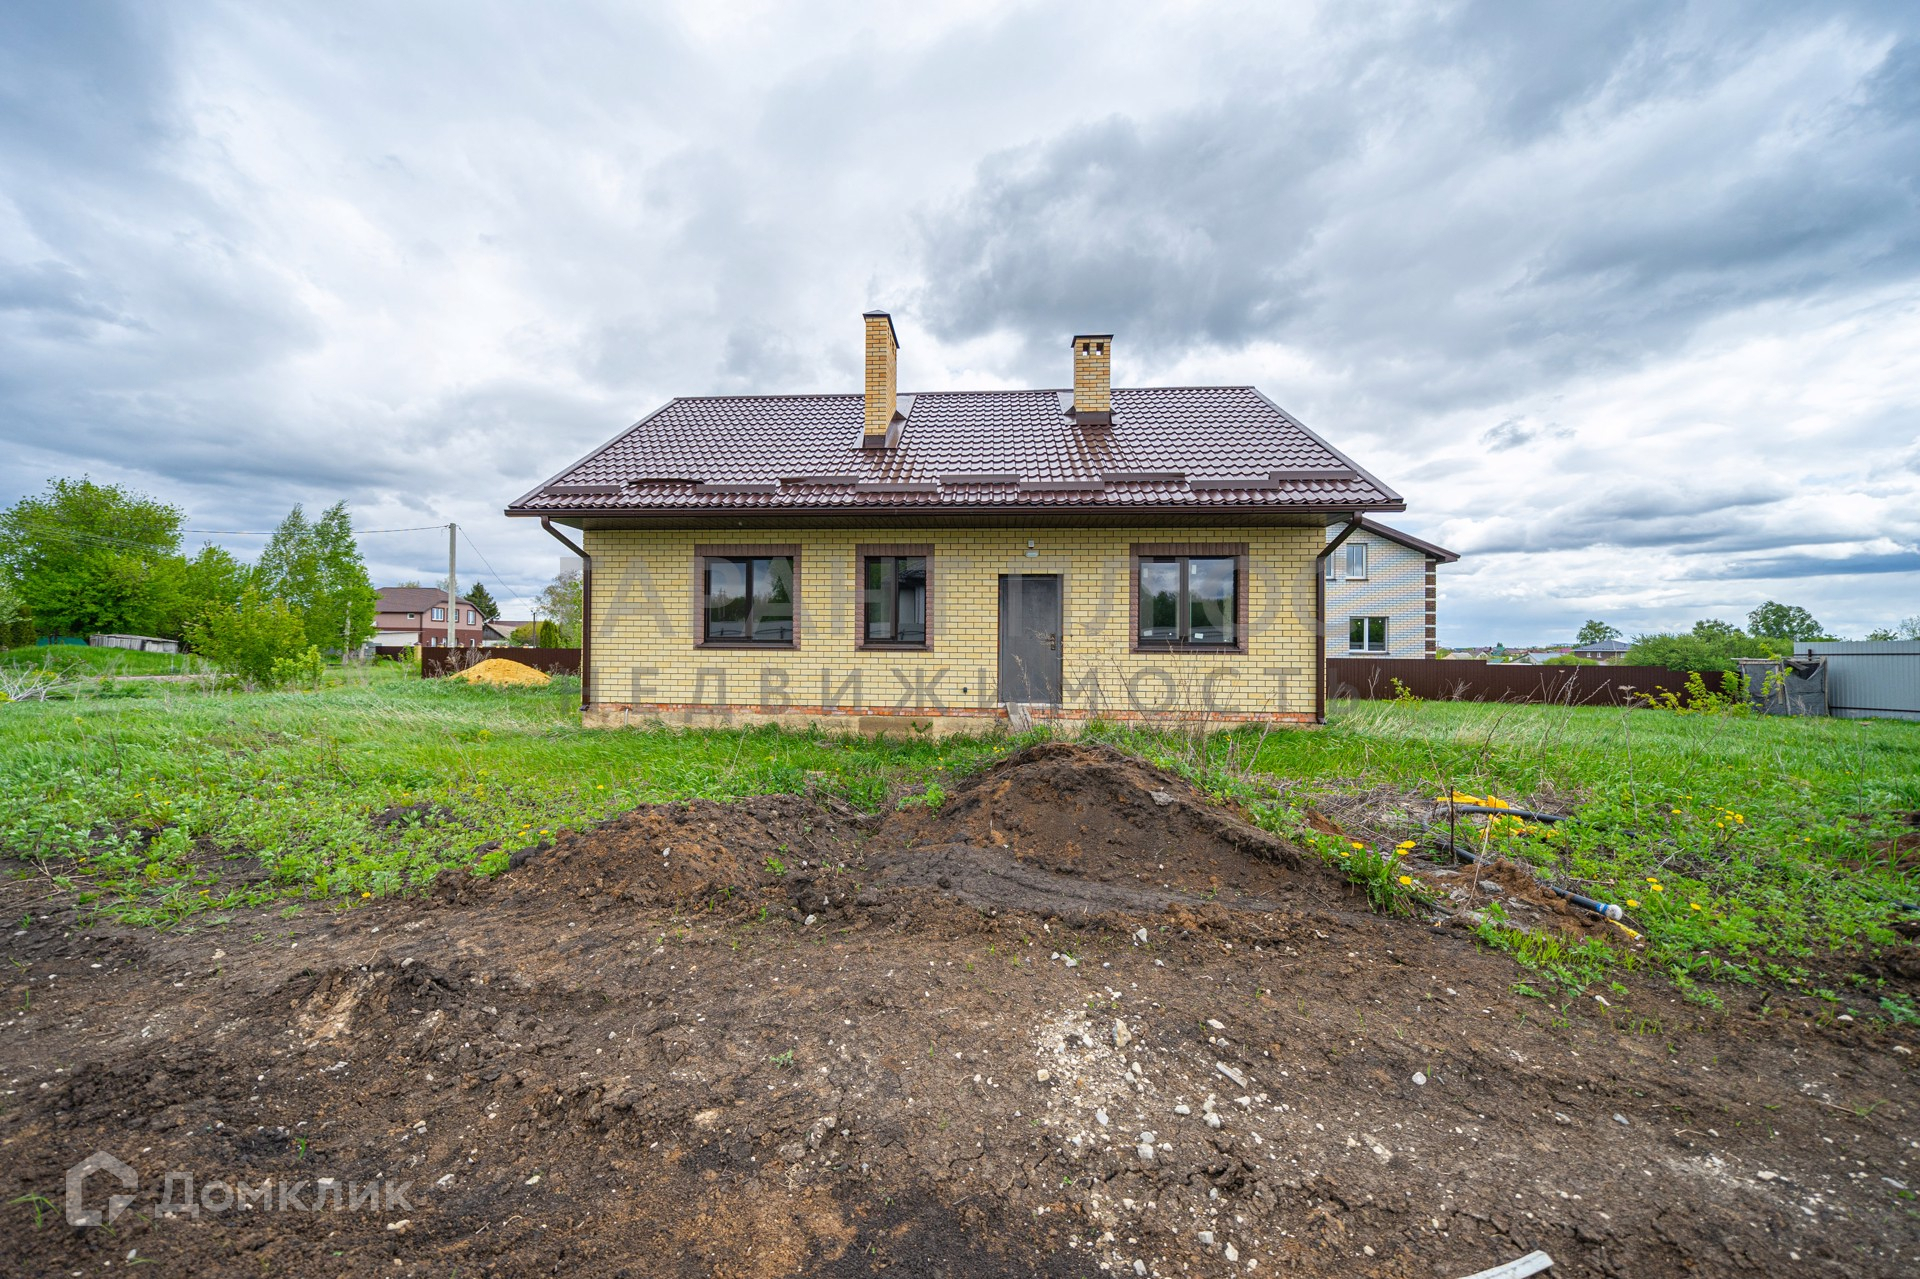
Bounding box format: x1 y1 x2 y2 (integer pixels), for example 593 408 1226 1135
505 312 1406 731
372 586 489 648
1323 517 1459 659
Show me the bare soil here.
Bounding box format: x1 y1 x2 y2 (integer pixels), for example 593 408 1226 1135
3 743 1916 1277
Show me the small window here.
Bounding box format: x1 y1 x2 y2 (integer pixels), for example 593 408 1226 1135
431 607 446 621
1349 616 1387 653
1137 555 1237 647
1345 543 1368 580
704 556 795 643
1323 553 1338 581
863 555 928 645
466 610 476 625
406 612 416 620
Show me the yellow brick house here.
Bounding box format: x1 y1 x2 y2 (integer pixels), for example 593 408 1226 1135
506 313 1404 732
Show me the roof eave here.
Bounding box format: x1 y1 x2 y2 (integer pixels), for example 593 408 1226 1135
1354 515 1461 562
506 497 1406 525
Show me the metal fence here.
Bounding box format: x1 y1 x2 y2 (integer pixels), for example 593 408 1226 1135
1327 658 1719 706
421 647 581 679
1798 640 1920 721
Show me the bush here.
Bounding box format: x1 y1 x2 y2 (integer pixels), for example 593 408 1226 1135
186 588 310 689
1625 621 1784 673
270 645 327 691
536 619 563 647
1543 655 1599 666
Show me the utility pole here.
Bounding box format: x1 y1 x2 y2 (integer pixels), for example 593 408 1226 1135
447 523 458 651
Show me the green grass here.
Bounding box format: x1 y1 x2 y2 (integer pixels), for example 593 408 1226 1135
0 669 1014 925
1088 697 1920 1000
2 677 1916 1016
1 644 210 677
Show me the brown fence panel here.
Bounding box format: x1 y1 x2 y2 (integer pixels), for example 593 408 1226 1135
1326 658 1724 706
422 647 581 679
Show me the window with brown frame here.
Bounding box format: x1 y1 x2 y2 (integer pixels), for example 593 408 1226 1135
695 548 798 646
857 547 930 647
1131 544 1247 651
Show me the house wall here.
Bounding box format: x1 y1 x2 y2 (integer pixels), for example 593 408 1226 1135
1323 534 1433 659
583 523 1323 731
372 609 487 647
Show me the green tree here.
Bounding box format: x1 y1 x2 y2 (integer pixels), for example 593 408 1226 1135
0 578 35 647
1870 615 1920 641
508 622 538 646
0 477 184 636
464 582 500 620
1691 618 1742 641
186 588 310 688
535 569 583 646
536 619 563 647
163 544 249 637
310 503 379 650
255 503 318 600
1747 600 1824 641
253 502 378 650
1575 620 1620 645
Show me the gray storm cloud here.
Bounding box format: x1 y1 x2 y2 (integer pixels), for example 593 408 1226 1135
0 0 1916 634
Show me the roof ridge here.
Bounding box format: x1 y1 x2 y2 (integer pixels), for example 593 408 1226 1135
663 385 1258 403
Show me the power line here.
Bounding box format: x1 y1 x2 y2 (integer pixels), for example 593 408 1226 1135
179 524 448 535
458 526 536 615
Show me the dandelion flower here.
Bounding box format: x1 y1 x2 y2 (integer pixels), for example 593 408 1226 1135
1396 840 1416 849
361 891 371 898
1350 842 1365 850
1626 899 1641 908
1651 884 1664 893
1690 901 1703 911
1397 876 1413 887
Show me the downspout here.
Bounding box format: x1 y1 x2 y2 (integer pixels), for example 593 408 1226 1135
1315 517 1364 725
540 518 592 713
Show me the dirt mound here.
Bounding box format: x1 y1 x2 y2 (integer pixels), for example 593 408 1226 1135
478 743 1342 933
872 742 1328 919
489 794 870 917
452 657 550 686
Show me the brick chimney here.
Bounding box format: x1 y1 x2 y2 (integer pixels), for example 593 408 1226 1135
1072 333 1112 425
862 310 898 446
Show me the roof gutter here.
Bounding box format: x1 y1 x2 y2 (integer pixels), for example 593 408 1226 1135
540 518 591 713
1314 517 1365 726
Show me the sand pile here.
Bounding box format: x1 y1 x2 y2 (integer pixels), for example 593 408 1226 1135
453 657 550 687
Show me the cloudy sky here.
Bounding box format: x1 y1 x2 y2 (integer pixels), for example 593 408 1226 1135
3 1 1916 641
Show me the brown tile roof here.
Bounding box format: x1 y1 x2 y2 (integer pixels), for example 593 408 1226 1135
375 586 486 614
508 386 1402 518
1351 516 1460 563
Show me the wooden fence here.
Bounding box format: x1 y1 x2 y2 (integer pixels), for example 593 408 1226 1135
1326 658 1725 706
420 647 582 678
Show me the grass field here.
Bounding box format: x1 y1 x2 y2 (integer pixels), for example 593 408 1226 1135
0 643 210 677
2 672 1916 1012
